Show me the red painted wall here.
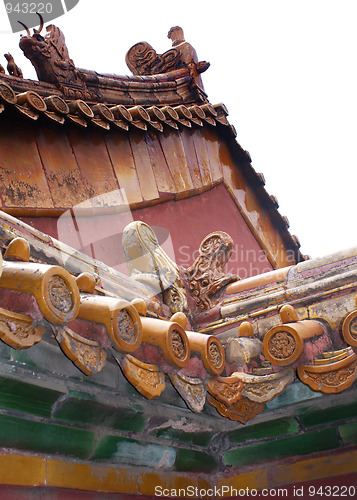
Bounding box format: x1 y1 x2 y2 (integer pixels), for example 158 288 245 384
20 184 272 279
0 473 355 500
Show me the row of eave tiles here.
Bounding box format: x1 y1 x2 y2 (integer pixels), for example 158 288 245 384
0 80 304 257
0 81 235 133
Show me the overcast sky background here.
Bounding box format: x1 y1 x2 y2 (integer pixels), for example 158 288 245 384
0 0 356 260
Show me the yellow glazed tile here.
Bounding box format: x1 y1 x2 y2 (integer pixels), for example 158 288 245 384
46 459 139 493
270 449 357 487
216 469 268 496
140 471 197 497
197 476 216 499
0 454 45 486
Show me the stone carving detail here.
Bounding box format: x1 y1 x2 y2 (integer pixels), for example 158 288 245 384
0 307 44 349
268 332 296 359
53 326 107 376
209 342 224 369
19 19 91 100
121 354 165 400
185 232 237 311
4 53 23 78
117 309 138 345
126 26 210 87
207 394 265 424
48 275 74 313
297 352 357 394
171 329 187 361
262 318 325 367
206 375 243 407
170 373 206 413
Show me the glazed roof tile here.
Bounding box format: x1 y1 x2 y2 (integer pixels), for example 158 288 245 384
0 81 304 265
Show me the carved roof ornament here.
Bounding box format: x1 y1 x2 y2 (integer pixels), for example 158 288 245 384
122 221 189 315
2 220 357 425
126 26 210 88
15 19 208 104
185 232 238 311
19 15 90 99
4 53 23 78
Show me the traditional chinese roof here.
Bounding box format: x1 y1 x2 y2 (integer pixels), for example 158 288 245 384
0 20 304 269
0 21 355 499
0 78 303 269
0 213 356 498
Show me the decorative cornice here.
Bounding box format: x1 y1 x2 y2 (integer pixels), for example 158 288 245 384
0 81 219 131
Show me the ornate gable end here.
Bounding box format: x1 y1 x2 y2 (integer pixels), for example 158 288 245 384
0 20 355 499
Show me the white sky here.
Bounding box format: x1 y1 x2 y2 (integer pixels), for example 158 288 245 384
1 0 356 260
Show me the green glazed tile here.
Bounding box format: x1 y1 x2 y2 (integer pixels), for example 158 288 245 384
339 421 357 445
226 417 299 444
0 413 94 459
151 427 212 447
175 448 218 472
223 428 340 467
92 435 176 467
296 401 357 428
0 376 64 417
53 398 145 433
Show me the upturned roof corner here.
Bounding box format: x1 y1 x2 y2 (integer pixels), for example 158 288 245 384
11 16 208 105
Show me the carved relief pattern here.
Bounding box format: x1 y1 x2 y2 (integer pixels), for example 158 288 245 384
117 310 137 344
298 353 357 394
126 42 181 76
0 82 17 104
185 232 237 311
268 332 296 359
209 341 223 368
206 375 243 406
236 369 295 403
121 354 165 400
170 373 206 413
306 361 357 387
171 330 186 361
53 326 106 376
207 394 265 424
48 276 73 313
0 308 44 349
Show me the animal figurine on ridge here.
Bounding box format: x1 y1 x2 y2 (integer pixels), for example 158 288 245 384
4 53 23 78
